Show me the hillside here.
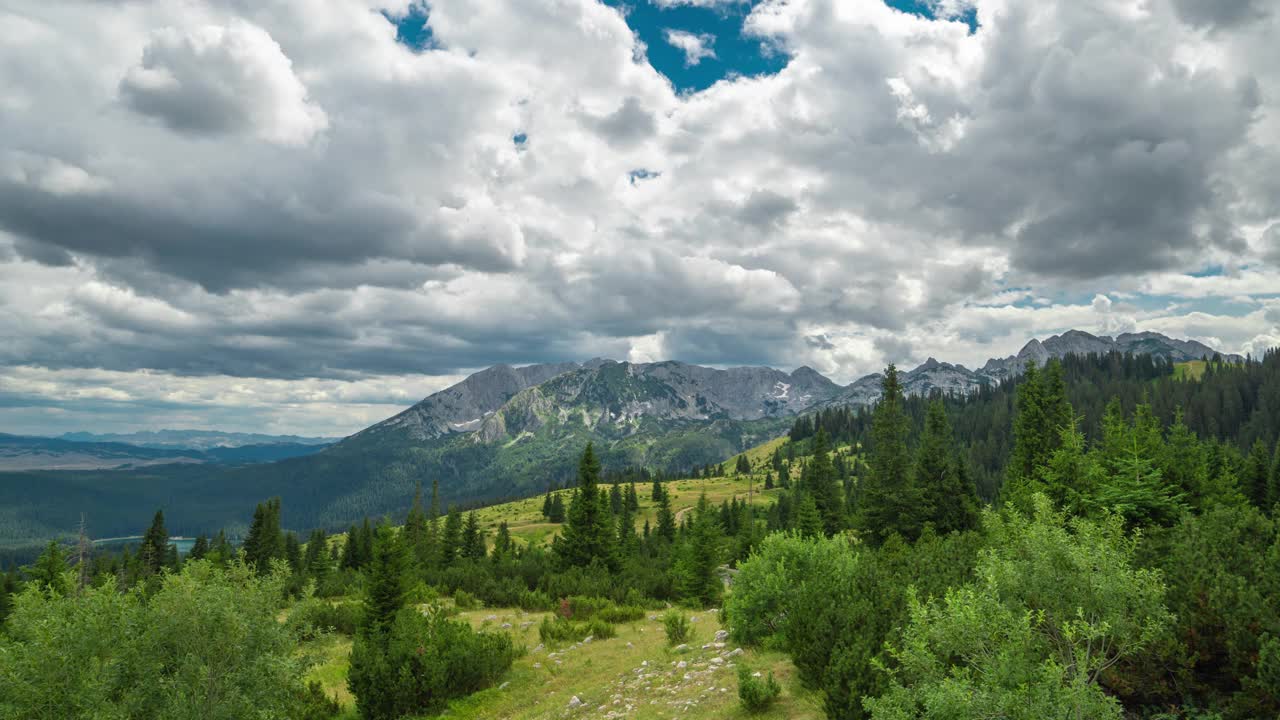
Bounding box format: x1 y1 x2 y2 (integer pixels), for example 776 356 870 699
0 330 1249 555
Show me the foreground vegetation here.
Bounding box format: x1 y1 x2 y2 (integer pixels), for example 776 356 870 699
2 350 1279 719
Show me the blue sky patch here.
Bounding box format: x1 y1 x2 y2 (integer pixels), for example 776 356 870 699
602 0 789 94
885 0 979 33
629 168 661 184
387 4 436 51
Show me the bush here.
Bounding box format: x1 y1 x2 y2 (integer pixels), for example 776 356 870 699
537 616 615 644
348 605 517 720
518 589 554 612
453 589 481 610
286 597 361 639
561 595 645 623
663 610 692 645
738 666 782 713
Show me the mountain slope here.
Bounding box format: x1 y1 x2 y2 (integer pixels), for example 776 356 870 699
57 429 337 450
0 329 1249 554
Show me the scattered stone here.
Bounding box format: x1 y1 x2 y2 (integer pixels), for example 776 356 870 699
673 644 690 653
752 671 762 678
712 642 725 649
533 643 544 653
728 648 744 657
583 635 593 643
568 696 583 709
677 660 687 669
500 622 512 629
714 629 728 642
485 614 498 621
625 641 633 648
710 657 724 666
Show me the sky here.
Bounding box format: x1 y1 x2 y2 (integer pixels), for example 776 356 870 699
0 0 1278 437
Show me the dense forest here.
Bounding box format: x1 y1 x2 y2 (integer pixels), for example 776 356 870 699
1 351 1279 718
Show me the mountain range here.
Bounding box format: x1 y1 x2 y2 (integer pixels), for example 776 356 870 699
0 329 1242 551
0 433 332 472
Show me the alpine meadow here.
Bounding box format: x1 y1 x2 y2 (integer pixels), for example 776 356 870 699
2 1 1280 720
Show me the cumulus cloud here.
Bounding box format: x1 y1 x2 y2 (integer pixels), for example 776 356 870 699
0 0 1277 433
120 20 327 145
664 29 717 66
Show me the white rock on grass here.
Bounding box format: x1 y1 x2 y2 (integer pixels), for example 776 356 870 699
568 696 583 708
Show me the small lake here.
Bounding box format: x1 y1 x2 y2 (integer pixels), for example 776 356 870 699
93 536 197 555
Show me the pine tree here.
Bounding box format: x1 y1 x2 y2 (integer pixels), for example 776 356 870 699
736 454 751 475
1269 443 1280 511
404 483 428 565
855 366 922 544
305 528 332 582
1243 439 1272 509
655 485 677 543
32 541 68 596
548 494 566 523
284 531 302 572
555 443 616 569
492 522 513 561
914 399 979 534
651 479 665 504
243 498 284 573
675 494 722 607
461 512 486 560
361 522 408 634
625 482 640 512
340 524 362 570
807 428 843 535
440 507 463 567
792 491 824 538
541 489 553 519
609 483 624 515
190 534 209 560
1095 432 1186 528
140 509 169 576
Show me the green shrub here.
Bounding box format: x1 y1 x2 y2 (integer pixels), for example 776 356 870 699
663 610 692 645
537 616 615 644
286 597 361 639
453 589 481 610
517 589 553 612
348 605 517 720
738 666 782 713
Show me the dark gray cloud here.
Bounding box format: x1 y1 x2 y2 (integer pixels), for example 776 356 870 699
1169 0 1271 29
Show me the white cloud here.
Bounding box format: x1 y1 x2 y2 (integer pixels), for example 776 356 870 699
664 29 717 67
120 19 328 145
0 0 1276 432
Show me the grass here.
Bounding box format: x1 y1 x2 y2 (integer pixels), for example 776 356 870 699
1173 361 1209 381
471 473 786 548
301 606 821 719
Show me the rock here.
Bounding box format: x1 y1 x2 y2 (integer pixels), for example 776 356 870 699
714 629 728 642
626 641 634 648
641 660 649 667
500 622 512 629
712 642 725 649
710 657 724 666
677 661 687 669
498 681 510 690
752 671 762 678
673 644 690 653
728 647 744 657
568 696 583 709
583 635 594 643
485 614 498 621
533 643 544 653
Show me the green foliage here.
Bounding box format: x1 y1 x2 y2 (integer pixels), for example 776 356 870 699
538 615 615 643
663 610 692 645
737 665 782 713
674 493 723 607
555 444 617 569
453 588 481 610
857 365 926 544
286 597 361 639
30 540 69 597
0 560 333 720
865 496 1171 720
914 399 980 534
348 605 516 720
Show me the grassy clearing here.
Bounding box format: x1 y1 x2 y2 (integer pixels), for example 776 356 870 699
471 474 785 548
1173 361 1208 381
302 606 820 720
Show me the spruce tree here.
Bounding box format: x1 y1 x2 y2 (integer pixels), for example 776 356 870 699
492 522 513 561
675 494 722 607
284 531 302 572
190 534 209 561
555 443 616 569
855 366 921 544
807 428 843 535
1243 439 1272 509
32 540 69 596
736 454 751 475
655 485 677 543
626 481 640 512
140 509 169 576
548 494 566 523
541 489 553 519
340 524 362 570
792 491 824 539
609 483 624 515
461 512 486 560
361 522 408 634
439 507 463 567
914 399 979 534
404 483 428 566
